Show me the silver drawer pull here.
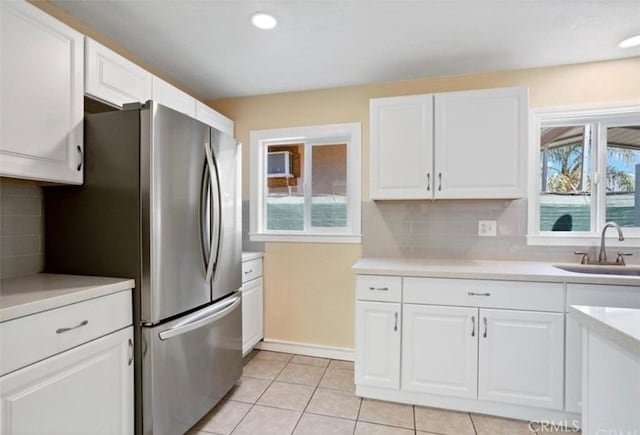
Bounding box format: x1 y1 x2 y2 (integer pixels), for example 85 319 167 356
244 269 253 274
483 317 488 338
468 291 491 297
56 320 88 334
368 286 389 291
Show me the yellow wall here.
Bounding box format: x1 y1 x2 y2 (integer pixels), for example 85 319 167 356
210 57 640 350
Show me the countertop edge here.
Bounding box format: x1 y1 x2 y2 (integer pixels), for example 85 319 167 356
242 251 264 261
352 258 640 286
0 277 135 323
569 305 640 358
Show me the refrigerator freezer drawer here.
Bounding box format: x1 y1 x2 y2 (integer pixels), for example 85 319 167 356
141 293 242 435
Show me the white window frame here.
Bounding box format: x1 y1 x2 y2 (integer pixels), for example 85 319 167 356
249 123 362 244
527 101 640 247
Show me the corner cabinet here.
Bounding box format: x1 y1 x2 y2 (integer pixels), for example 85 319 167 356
0 1 84 184
369 87 527 200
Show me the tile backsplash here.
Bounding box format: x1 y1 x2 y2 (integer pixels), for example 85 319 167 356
242 200 264 252
0 179 44 279
361 199 616 263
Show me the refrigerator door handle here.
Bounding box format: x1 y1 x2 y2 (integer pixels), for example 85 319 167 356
158 294 241 341
204 142 221 283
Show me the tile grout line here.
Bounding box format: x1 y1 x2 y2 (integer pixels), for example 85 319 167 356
413 405 416 434
469 412 479 435
228 351 292 434
289 356 333 434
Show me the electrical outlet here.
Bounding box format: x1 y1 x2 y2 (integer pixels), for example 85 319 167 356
478 220 497 237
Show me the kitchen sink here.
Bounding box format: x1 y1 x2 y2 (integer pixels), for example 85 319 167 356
554 264 640 276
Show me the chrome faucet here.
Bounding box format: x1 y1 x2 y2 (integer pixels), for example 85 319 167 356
598 222 624 264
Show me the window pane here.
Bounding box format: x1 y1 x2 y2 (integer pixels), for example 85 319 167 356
539 126 591 231
605 125 640 227
266 143 304 231
311 144 347 228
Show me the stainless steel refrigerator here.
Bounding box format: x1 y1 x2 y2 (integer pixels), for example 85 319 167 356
44 101 242 435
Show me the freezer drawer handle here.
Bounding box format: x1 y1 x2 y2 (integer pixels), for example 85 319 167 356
56 319 88 334
158 294 241 341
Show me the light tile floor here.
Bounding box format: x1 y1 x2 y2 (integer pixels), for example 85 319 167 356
187 350 579 435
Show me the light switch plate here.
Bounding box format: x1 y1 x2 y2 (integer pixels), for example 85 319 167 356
478 220 497 237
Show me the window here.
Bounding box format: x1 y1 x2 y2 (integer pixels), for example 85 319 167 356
528 104 640 245
249 123 361 243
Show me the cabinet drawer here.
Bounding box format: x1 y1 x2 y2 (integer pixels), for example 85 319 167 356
404 277 564 312
242 258 263 283
356 275 401 302
0 290 132 376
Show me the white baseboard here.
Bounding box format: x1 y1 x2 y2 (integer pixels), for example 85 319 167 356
255 338 355 361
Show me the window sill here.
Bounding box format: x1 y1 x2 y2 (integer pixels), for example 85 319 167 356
527 234 640 247
249 232 362 244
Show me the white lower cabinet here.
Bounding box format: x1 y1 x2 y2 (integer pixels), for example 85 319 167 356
478 309 564 410
242 277 264 355
0 327 133 435
355 301 401 389
241 254 264 355
402 305 478 398
355 273 571 422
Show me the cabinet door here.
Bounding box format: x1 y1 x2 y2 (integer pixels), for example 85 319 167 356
355 301 401 389
0 1 84 184
0 327 133 435
402 305 478 398
152 76 196 117
242 277 264 355
370 94 434 199
478 309 563 410
85 38 152 108
196 101 234 136
434 87 527 199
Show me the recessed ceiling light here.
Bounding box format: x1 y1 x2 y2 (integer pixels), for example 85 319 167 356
251 12 277 30
619 34 640 48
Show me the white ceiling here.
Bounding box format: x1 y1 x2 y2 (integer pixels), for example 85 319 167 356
53 0 640 100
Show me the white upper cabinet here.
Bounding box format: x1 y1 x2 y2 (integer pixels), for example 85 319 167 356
434 87 527 199
152 76 196 118
85 38 152 108
370 94 434 199
195 101 234 136
369 86 527 200
0 1 84 184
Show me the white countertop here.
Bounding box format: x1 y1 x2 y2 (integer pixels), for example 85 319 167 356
0 273 135 322
242 251 264 261
353 257 640 286
570 305 640 357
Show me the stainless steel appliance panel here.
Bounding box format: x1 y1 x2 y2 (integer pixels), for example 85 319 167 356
141 292 242 435
210 129 242 301
140 103 212 324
